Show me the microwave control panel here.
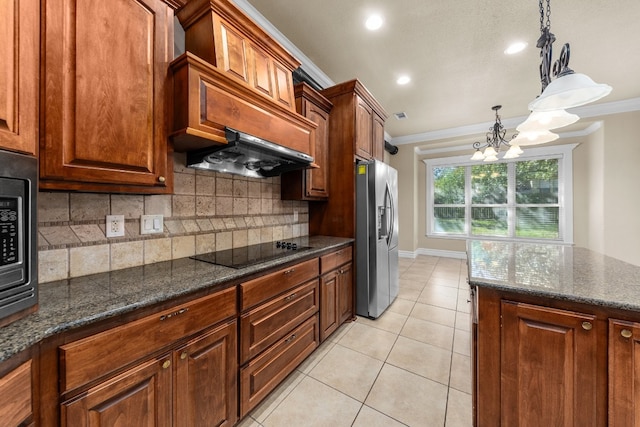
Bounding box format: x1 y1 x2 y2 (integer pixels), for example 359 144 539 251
0 197 20 267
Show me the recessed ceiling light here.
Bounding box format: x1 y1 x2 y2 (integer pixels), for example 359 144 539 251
397 76 411 85
365 14 383 31
504 41 527 55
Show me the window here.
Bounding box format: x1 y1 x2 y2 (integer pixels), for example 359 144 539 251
425 145 575 243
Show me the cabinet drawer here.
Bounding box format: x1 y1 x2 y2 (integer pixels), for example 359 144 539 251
241 258 319 310
60 287 236 394
240 314 319 417
240 279 318 364
0 360 32 426
320 246 352 275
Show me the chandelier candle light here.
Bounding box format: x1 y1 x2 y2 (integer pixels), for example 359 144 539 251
470 106 525 162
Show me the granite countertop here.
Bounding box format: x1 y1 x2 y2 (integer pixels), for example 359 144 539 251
0 236 352 364
467 240 640 310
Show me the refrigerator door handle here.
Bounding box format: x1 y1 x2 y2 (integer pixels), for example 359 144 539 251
385 183 395 246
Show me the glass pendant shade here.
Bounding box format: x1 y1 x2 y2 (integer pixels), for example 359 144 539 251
510 130 559 146
503 144 523 159
483 154 499 162
517 110 579 132
470 149 485 161
528 73 612 112
483 146 498 157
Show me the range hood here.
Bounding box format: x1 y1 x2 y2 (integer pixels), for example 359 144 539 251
186 128 314 178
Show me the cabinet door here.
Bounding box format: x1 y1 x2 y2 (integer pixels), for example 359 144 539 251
40 0 173 193
609 319 640 426
61 356 172 427
372 113 385 161
337 262 353 324
0 360 32 426
355 96 373 160
320 270 339 341
501 301 597 427
304 101 330 198
174 320 238 427
0 0 38 155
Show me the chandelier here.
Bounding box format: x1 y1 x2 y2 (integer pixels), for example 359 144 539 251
471 106 526 161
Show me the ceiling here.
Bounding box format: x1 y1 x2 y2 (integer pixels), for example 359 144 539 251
236 0 640 146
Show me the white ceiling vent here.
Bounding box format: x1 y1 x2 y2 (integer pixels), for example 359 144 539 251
394 112 408 120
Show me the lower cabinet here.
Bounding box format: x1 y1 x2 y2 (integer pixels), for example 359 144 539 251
0 359 33 426
319 247 353 341
608 319 640 426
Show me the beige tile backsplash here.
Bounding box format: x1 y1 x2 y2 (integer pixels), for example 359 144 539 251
38 153 310 283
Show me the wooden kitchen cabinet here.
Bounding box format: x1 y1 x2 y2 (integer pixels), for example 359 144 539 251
281 83 333 201
39 0 175 193
61 355 172 427
608 319 640 426
312 80 387 238
474 287 606 427
319 246 353 341
0 359 33 426
0 0 39 155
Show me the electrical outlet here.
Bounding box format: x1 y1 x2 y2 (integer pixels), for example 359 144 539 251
106 215 125 238
140 214 164 235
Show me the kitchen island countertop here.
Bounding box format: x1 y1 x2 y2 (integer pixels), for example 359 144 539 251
467 240 640 310
0 236 352 363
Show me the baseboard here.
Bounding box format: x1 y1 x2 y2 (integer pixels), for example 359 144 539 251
400 248 467 260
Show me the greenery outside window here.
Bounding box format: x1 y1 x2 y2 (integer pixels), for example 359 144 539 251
425 144 575 243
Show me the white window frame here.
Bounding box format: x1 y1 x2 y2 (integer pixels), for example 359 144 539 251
424 144 577 244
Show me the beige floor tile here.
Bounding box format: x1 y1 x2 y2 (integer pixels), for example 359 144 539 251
309 344 383 402
399 278 426 291
410 302 456 327
357 310 407 334
453 329 471 357
428 275 461 288
327 320 355 343
366 364 448 427
352 405 407 427
401 317 454 350
457 297 471 313
417 289 458 310
249 370 305 423
337 322 398 361
423 284 459 299
297 338 336 374
455 311 471 332
262 376 361 427
449 353 472 394
236 416 262 427
404 266 435 276
400 272 431 283
446 388 473 427
386 336 452 385
397 286 421 302
387 298 415 316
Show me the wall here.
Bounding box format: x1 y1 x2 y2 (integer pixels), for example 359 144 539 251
391 110 640 266
37 153 309 283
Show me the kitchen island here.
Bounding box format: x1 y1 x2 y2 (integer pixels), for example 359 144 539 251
468 240 640 427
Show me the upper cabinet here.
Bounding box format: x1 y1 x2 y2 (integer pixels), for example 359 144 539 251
281 83 333 201
0 0 39 155
39 0 176 193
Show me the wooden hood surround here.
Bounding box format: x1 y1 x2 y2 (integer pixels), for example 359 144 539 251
171 0 316 155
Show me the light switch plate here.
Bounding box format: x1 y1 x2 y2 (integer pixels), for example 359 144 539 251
141 214 164 235
106 215 125 238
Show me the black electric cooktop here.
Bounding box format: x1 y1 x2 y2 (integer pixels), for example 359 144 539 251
190 241 312 269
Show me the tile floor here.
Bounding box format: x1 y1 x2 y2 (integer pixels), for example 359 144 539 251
238 255 472 427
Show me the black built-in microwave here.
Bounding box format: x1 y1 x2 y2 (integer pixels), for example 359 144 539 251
0 150 37 325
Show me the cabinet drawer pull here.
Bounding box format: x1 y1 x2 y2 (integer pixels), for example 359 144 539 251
284 268 296 275
284 292 298 302
162 360 171 369
180 351 188 360
158 176 166 183
621 329 633 338
160 307 189 321
581 321 593 331
284 334 297 344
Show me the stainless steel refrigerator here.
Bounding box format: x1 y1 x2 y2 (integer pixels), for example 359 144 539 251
356 160 399 319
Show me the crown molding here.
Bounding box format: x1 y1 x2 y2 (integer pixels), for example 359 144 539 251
232 0 334 89
394 98 640 146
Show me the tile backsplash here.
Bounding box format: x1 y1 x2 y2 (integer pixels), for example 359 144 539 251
37 153 309 283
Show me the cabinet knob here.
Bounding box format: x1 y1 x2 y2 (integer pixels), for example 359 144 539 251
581 321 593 331
180 351 188 360
158 176 166 183
162 360 171 369
621 329 633 339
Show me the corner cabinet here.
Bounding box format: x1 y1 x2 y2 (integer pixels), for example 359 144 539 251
282 83 333 201
0 0 39 155
39 0 175 193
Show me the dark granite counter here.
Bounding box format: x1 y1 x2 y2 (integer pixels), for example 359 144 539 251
467 240 640 310
0 236 352 363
